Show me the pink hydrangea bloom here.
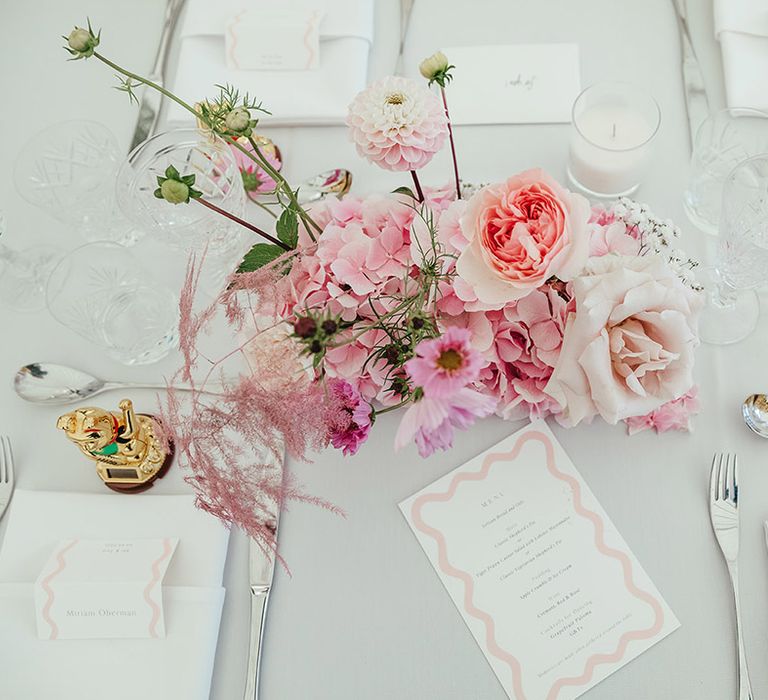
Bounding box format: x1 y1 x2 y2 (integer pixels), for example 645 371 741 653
625 388 700 435
327 379 373 455
346 76 449 171
589 220 641 257
394 388 496 457
473 286 575 421
405 327 483 398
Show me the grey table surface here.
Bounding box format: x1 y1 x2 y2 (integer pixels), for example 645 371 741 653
2 1 767 699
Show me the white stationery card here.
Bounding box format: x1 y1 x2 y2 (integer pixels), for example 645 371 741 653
34 538 178 640
443 44 581 125
225 7 324 71
400 421 679 700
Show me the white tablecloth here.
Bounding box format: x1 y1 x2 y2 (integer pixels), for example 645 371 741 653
2 1 767 699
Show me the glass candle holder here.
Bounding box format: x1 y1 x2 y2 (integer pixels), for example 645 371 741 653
567 83 661 198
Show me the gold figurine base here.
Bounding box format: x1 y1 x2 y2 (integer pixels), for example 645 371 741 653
56 399 174 493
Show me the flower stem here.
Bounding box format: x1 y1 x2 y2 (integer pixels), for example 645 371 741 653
246 136 322 241
246 193 278 218
441 86 461 200
410 171 425 202
94 52 202 122
195 198 290 251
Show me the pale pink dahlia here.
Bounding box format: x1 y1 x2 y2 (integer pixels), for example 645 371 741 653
346 76 449 172
405 327 483 399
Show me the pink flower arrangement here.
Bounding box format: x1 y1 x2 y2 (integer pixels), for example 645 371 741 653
111 58 703 537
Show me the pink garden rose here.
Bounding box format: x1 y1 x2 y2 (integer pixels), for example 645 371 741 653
456 169 590 305
545 255 702 426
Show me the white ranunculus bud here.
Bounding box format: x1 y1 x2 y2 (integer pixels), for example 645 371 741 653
419 51 449 81
67 26 99 57
225 107 252 135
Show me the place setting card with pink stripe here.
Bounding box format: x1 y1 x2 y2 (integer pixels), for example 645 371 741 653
400 421 679 700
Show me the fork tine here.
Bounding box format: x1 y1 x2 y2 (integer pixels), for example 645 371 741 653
5 437 13 483
731 453 739 505
710 453 720 501
0 437 6 484
718 452 727 501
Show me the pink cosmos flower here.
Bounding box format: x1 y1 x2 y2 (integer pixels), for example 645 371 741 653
327 379 373 455
394 388 497 457
346 76 449 172
231 141 281 194
405 327 483 398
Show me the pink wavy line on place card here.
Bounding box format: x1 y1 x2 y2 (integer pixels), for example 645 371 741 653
227 10 247 70
40 539 79 640
143 538 173 638
303 11 321 69
410 430 665 700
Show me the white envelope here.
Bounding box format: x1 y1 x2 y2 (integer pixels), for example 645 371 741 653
169 0 374 126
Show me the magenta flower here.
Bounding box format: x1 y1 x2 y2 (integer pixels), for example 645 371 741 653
405 327 483 399
327 379 373 456
394 388 496 457
231 140 282 194
346 76 448 172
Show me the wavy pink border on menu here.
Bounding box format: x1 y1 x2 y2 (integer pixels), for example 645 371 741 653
40 539 79 640
143 537 174 638
410 430 665 700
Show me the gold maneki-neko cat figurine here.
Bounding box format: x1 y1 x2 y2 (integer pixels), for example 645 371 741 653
56 399 173 493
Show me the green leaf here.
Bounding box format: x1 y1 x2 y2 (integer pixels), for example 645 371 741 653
275 207 298 249
392 186 417 199
165 164 180 180
237 243 284 272
153 188 163 199
181 174 196 186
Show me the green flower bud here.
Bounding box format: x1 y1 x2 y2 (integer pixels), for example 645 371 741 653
225 108 251 134
419 51 448 80
160 179 190 205
66 25 99 58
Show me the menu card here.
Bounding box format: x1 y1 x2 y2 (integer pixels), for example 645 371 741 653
400 421 678 700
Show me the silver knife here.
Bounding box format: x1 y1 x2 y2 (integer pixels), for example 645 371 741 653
128 0 186 151
671 0 710 151
243 458 282 700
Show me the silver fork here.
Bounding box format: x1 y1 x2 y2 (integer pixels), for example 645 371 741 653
709 453 753 700
0 436 15 522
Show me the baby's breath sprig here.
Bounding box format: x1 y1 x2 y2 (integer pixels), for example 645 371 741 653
614 197 703 291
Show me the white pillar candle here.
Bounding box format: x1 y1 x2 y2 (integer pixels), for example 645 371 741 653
567 83 660 198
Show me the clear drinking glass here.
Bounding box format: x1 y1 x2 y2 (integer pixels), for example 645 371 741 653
116 128 246 254
699 155 768 345
46 242 179 365
683 108 768 235
14 121 140 245
0 211 61 313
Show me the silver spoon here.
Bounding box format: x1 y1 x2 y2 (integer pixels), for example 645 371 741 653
14 362 206 405
743 393 768 437
297 168 352 204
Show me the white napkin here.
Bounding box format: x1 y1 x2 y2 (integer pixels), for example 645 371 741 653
0 490 230 700
714 0 768 111
169 0 375 126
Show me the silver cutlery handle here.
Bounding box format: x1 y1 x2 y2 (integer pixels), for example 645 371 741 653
243 588 270 700
727 563 753 700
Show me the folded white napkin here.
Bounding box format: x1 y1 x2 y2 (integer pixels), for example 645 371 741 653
714 0 768 111
0 490 230 700
169 0 376 126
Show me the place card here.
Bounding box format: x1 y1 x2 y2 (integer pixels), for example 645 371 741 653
225 7 324 71
34 538 178 640
442 44 581 125
400 421 679 700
